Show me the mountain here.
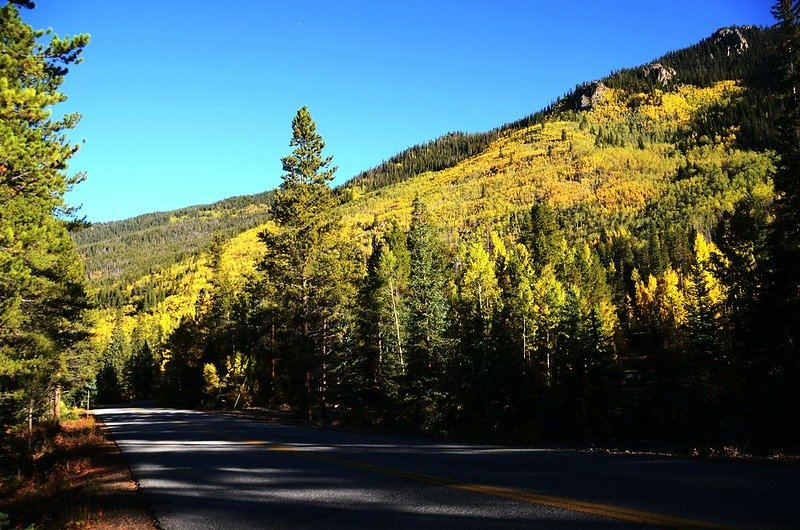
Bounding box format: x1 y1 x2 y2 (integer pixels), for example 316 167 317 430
73 190 272 297
82 25 789 444
82 23 776 337
76 26 777 297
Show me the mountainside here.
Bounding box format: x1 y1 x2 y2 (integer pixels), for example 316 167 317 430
73 190 272 290
76 25 776 297
84 24 776 338
83 25 792 445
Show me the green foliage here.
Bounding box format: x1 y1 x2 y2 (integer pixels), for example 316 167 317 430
254 107 359 420
404 197 451 431
0 3 92 426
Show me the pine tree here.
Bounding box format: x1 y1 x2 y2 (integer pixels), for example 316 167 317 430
759 2 800 437
405 197 450 431
520 199 561 270
257 106 341 422
0 2 91 426
355 230 408 411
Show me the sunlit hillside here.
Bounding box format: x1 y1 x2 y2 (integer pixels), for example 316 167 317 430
90 78 773 355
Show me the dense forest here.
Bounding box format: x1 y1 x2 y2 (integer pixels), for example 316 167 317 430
73 190 273 299
4 1 800 455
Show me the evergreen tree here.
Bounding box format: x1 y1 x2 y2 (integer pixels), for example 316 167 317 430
405 197 450 431
126 340 158 400
0 2 91 425
520 199 561 270
355 229 409 414
757 1 800 443
97 322 130 403
257 106 342 421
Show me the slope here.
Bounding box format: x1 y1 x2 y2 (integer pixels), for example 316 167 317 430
86 25 776 371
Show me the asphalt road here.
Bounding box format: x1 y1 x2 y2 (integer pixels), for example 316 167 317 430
95 405 800 529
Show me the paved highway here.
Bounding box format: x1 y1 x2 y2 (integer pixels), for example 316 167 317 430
95 405 799 529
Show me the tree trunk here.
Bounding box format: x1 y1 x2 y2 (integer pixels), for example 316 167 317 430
388 279 405 373
53 385 61 420
28 398 34 451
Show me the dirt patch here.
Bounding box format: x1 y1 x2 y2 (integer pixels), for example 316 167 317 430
1 415 157 529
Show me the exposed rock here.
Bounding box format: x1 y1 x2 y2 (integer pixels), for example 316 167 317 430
711 27 749 57
642 62 676 86
577 82 609 110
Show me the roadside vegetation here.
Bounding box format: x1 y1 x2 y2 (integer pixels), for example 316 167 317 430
0 413 152 529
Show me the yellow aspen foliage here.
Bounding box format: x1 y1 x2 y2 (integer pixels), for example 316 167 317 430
658 267 687 328
459 241 502 319
633 266 686 329
690 232 726 307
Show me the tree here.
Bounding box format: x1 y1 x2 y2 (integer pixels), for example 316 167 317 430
355 229 409 412
257 106 343 421
757 2 800 442
0 2 91 427
519 199 561 270
765 1 800 342
455 239 503 428
404 197 451 431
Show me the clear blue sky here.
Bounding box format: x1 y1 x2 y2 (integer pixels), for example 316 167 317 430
22 1 773 222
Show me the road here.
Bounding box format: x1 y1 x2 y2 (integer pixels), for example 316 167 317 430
94 405 799 529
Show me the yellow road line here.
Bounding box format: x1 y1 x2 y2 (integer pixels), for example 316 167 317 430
241 439 730 529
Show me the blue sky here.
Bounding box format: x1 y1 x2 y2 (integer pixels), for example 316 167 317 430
22 1 773 222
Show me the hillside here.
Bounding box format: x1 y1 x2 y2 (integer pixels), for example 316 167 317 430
84 24 794 446
73 190 272 294
76 26 776 299
86 24 776 349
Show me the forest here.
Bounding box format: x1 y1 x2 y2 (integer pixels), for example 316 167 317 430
2 1 799 455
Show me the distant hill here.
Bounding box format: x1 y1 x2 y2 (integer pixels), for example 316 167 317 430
73 190 272 290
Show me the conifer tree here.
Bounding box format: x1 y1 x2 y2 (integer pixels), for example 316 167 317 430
761 1 800 423
355 229 408 410
520 199 561 270
0 2 91 425
405 197 450 430
258 106 341 421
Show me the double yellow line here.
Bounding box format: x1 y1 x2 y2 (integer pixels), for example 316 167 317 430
244 439 730 529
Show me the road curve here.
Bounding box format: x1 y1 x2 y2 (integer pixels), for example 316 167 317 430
95 405 799 529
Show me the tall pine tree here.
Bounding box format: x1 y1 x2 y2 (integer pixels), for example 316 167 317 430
405 197 450 431
258 106 342 421
0 2 91 427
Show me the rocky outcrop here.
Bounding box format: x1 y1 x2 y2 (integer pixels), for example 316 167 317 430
577 82 609 110
642 62 676 86
710 27 749 57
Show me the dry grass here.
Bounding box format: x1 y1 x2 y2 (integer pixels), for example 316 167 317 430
1 415 155 529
